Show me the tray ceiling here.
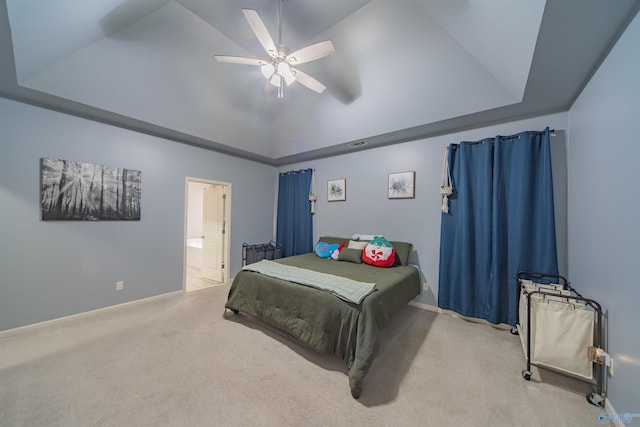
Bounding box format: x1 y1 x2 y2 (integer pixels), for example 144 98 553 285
1 0 638 165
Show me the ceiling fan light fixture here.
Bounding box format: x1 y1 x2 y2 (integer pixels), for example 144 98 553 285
277 62 295 85
261 63 275 79
270 73 282 87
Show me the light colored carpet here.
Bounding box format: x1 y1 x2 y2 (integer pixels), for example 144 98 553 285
0 283 607 426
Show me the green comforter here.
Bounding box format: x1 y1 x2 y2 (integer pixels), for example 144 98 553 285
241 259 376 304
225 252 421 398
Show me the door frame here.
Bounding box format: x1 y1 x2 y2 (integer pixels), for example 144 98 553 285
183 177 232 290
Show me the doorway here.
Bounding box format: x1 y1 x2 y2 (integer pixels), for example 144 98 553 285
184 178 231 292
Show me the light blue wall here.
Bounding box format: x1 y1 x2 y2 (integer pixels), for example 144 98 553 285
280 112 569 306
567 13 640 413
0 98 276 331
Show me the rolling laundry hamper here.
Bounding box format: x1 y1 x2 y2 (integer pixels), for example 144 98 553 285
514 271 606 407
242 241 282 266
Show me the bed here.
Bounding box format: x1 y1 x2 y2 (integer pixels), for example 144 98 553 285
225 236 421 398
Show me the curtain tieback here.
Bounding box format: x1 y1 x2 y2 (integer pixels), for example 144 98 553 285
309 169 317 214
440 146 453 213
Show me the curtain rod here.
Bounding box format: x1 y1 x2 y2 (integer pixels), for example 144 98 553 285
280 168 312 176
451 129 556 147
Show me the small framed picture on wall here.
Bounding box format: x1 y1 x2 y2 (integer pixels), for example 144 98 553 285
388 171 415 199
327 178 346 202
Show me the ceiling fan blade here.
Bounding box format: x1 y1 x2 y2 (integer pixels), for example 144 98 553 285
214 56 266 66
242 9 278 58
286 40 335 65
290 68 326 93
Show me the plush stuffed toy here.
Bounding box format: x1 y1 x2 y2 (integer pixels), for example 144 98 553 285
315 242 339 258
362 236 396 267
330 241 346 260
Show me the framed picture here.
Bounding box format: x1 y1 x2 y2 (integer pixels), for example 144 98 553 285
388 171 415 199
41 158 142 220
327 178 346 202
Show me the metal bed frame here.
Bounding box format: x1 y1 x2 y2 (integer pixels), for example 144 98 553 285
242 241 282 266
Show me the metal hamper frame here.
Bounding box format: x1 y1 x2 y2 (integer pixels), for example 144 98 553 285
513 271 606 407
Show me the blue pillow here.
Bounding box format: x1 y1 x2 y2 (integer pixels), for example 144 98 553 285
315 242 339 258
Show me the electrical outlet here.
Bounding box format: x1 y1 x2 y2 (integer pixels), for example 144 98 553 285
423 282 429 291
116 281 124 291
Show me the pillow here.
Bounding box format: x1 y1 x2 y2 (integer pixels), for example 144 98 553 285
337 248 363 264
352 234 383 241
390 241 413 266
362 236 396 268
347 240 368 250
315 242 339 258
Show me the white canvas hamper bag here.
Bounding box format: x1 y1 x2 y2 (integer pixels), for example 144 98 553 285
530 298 594 379
518 281 572 355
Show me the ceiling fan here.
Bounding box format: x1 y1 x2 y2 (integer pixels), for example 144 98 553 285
215 0 335 99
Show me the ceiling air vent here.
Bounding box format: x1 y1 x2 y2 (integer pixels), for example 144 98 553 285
348 141 367 148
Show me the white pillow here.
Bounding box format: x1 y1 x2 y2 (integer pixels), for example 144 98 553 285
351 234 383 241
347 240 368 250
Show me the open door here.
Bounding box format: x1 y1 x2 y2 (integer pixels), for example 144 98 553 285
202 184 226 282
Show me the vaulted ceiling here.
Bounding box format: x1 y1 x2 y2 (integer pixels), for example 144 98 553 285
1 0 638 165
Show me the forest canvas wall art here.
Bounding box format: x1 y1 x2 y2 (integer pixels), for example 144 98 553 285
41 158 141 220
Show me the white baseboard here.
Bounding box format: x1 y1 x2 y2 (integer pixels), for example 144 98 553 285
603 399 633 427
408 301 512 330
604 399 619 427
408 300 439 312
0 290 184 338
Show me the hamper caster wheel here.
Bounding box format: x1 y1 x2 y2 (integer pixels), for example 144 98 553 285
522 370 532 381
510 327 519 335
587 392 605 407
